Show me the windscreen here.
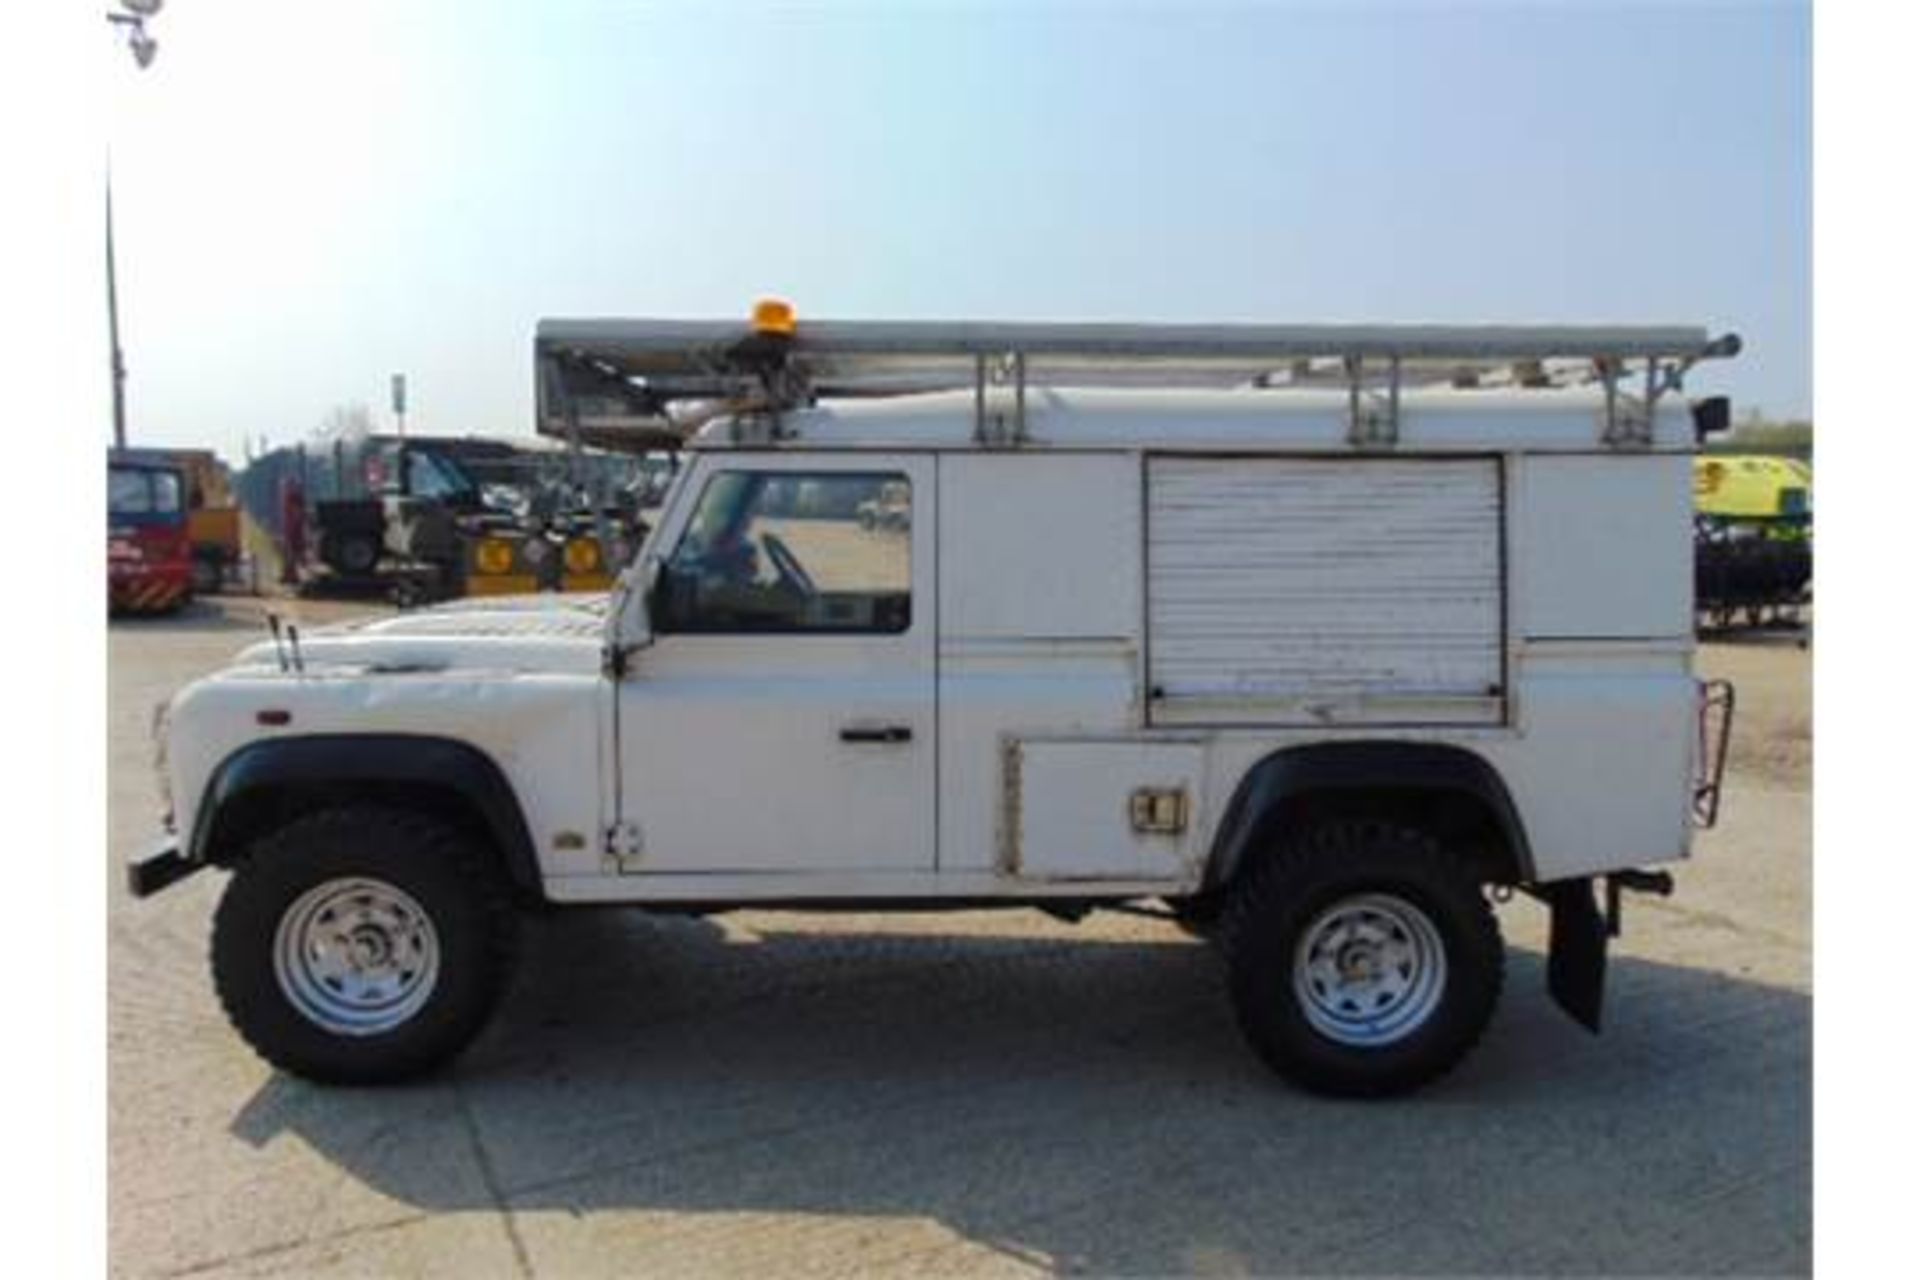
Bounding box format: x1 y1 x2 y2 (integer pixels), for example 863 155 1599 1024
109 467 183 517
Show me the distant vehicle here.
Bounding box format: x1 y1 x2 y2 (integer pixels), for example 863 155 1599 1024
856 480 911 532
115 446 241 594
134 306 1739 1099
305 434 649 600
107 456 192 615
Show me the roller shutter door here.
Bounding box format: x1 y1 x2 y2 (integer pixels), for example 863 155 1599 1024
1146 457 1504 726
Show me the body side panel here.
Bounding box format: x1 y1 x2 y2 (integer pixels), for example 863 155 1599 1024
936 452 1144 873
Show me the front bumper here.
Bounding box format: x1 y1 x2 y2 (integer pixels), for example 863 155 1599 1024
126 838 202 898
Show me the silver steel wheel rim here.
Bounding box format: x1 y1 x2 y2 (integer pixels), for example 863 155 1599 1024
1292 892 1447 1048
272 877 441 1037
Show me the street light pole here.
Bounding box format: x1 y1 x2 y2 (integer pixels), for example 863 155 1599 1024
106 0 161 453
107 177 127 452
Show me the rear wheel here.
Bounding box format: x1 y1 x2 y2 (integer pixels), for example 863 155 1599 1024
212 806 517 1084
1221 819 1503 1097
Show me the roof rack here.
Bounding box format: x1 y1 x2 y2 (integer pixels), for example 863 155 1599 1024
534 315 1740 452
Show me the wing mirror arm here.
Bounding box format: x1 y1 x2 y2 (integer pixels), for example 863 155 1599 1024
606 555 662 678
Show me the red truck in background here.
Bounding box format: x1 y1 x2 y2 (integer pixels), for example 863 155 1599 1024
108 454 193 614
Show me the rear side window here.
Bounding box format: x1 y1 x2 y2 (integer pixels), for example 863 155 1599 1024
657 471 911 634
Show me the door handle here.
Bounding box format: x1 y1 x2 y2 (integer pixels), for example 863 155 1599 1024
839 725 913 744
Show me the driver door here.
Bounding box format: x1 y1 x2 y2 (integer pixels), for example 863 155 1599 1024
615 453 936 873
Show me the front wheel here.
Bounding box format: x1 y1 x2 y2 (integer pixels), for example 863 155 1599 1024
211 806 518 1084
1220 820 1503 1097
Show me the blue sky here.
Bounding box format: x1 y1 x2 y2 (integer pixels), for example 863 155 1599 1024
108 0 1810 460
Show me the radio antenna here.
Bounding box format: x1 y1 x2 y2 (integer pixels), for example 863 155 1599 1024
266 612 289 672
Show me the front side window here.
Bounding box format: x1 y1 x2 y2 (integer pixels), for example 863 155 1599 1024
656 470 911 633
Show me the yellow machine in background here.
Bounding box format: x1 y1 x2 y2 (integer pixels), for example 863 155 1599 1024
1692 454 1811 631
463 533 542 598
459 530 625 598
560 535 615 592
1694 454 1811 520
297 433 661 604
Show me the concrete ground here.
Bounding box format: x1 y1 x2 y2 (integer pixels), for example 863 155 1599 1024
109 600 1810 1278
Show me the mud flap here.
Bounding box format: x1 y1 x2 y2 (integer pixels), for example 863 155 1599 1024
1543 879 1607 1033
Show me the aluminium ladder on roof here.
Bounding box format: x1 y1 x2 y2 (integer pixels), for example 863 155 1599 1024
533 317 1741 451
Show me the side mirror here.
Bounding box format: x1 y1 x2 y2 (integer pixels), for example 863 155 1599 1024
608 556 660 677
630 555 662 649
607 556 658 678
1691 395 1731 443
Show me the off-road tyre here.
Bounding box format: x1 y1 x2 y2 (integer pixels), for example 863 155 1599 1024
1220 819 1503 1098
211 805 518 1085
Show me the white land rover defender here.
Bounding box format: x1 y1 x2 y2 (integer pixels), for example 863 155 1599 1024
130 305 1737 1097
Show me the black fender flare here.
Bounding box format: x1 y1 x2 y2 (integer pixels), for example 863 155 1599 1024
1201 740 1536 890
188 734 543 897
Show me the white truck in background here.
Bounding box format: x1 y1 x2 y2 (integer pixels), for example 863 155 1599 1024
130 305 1737 1097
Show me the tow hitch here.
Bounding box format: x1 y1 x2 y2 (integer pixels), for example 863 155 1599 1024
1606 869 1674 937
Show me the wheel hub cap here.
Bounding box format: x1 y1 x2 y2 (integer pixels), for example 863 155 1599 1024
1293 893 1447 1048
273 877 441 1037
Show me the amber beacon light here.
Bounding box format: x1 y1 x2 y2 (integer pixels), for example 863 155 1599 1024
751 297 798 337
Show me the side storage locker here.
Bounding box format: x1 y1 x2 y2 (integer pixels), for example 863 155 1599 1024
1010 741 1207 880
1146 457 1506 727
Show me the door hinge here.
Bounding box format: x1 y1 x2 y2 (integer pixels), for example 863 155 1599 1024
604 820 644 872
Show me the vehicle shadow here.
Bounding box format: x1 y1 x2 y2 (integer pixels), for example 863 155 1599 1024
108 599 259 632
109 595 394 636
1698 622 1812 650
229 909 1810 1275
108 596 331 635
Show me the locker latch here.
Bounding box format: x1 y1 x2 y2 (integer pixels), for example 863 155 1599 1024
1129 787 1189 835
